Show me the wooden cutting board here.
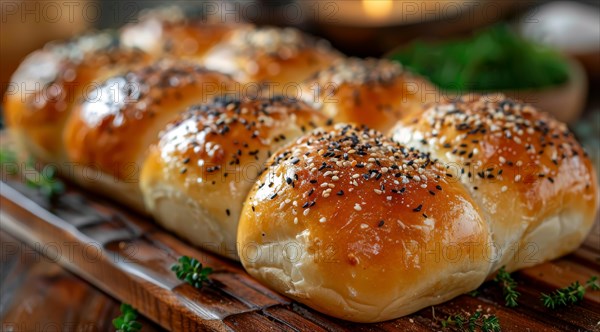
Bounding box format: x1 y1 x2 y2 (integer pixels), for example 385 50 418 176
1 176 599 331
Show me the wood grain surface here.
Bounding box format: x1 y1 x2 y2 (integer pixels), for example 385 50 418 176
0 231 165 332
1 176 599 331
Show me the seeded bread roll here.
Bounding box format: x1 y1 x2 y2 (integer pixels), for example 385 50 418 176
300 58 440 132
3 32 151 164
203 27 343 93
237 123 493 322
120 6 251 61
63 61 237 211
140 96 329 259
390 95 599 272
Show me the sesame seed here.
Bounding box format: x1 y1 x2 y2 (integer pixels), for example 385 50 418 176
354 204 362 211
413 204 422 212
319 217 327 223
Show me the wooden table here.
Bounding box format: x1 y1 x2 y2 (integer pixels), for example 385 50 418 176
0 231 165 332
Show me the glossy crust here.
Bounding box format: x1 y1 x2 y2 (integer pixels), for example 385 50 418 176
300 58 440 132
3 32 151 163
140 96 329 259
120 6 251 61
390 95 599 272
238 124 492 322
203 27 343 93
63 61 237 211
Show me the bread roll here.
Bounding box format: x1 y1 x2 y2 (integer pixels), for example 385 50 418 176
140 96 329 259
3 32 151 164
203 27 343 93
300 58 440 132
237 123 493 322
63 61 237 211
390 95 599 272
120 6 251 61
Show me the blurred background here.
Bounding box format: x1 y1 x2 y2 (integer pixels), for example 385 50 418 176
3 0 598 171
1 1 599 330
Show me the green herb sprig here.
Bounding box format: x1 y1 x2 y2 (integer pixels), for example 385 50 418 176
439 310 501 332
494 266 520 307
0 148 64 199
541 276 599 309
0 149 18 171
24 159 65 199
389 24 570 91
171 256 213 289
112 303 142 332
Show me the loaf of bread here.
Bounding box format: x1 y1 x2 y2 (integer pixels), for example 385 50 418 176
300 58 440 132
389 94 599 272
63 60 237 212
140 96 329 259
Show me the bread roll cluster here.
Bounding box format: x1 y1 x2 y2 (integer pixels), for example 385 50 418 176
4 10 598 323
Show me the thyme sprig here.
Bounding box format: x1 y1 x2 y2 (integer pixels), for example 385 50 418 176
541 276 599 309
494 266 520 307
439 309 501 332
171 256 213 289
112 303 142 332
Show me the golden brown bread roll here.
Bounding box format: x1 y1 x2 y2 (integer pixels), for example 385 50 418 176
120 6 251 61
3 32 151 164
300 58 440 132
140 96 330 259
63 61 237 211
237 123 493 322
390 95 599 272
203 27 343 93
